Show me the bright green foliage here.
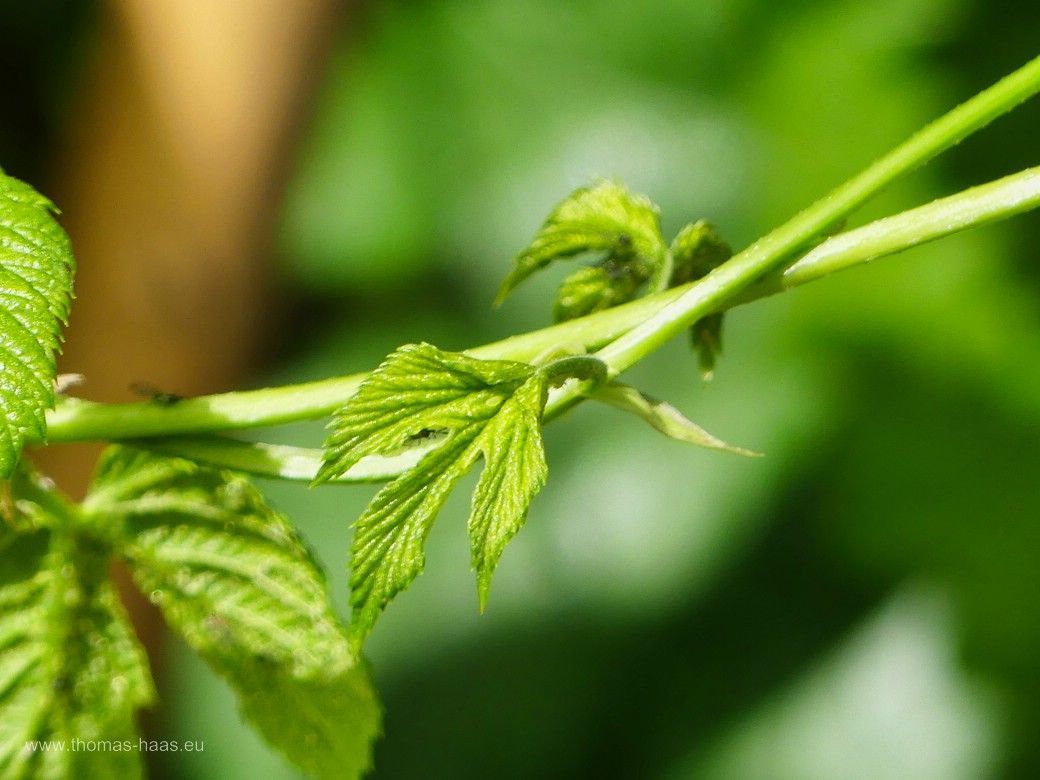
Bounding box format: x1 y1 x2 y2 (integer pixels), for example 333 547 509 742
553 264 645 322
467 375 548 610
316 343 536 481
339 433 485 645
84 447 382 779
0 170 76 476
495 180 667 306
669 220 732 379
0 469 153 780
593 383 759 456
317 343 549 645
498 183 735 379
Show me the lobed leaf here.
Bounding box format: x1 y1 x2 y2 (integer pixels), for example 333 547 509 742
85 447 381 780
495 180 666 305
0 171 76 476
316 343 530 483
0 470 153 780
319 343 550 646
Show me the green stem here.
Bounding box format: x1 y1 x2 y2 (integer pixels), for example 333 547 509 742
137 437 427 483
540 355 610 386
542 54 1040 418
43 157 1040 451
130 163 1040 481
38 54 1040 453
751 163 1040 298
44 378 368 445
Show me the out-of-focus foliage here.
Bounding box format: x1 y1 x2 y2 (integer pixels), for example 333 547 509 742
2 446 381 779
205 0 1040 777
83 447 382 778
8 0 1040 777
0 469 153 780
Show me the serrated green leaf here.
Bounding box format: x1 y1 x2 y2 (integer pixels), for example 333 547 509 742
318 343 549 646
468 376 547 610
593 383 760 457
344 429 481 645
315 342 532 483
84 447 381 780
552 263 644 322
496 180 666 305
0 469 153 780
669 220 732 379
0 171 76 477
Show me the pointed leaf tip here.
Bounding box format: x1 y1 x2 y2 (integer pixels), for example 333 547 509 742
593 383 761 457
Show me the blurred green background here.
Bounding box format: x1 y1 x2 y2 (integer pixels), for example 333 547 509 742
4 0 1040 778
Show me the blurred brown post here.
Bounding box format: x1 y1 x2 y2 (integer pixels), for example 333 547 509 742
37 0 346 740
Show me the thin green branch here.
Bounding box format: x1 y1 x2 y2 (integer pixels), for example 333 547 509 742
136 164 1040 481
575 54 1040 391
37 54 1040 453
751 163 1040 298
40 309 666 444
43 157 1040 454
138 436 430 484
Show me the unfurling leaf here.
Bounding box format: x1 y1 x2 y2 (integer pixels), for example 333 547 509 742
496 180 666 306
85 447 381 780
318 343 549 646
0 171 76 476
0 468 153 780
592 383 760 457
552 263 644 322
670 220 732 282
669 220 732 379
690 312 724 379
